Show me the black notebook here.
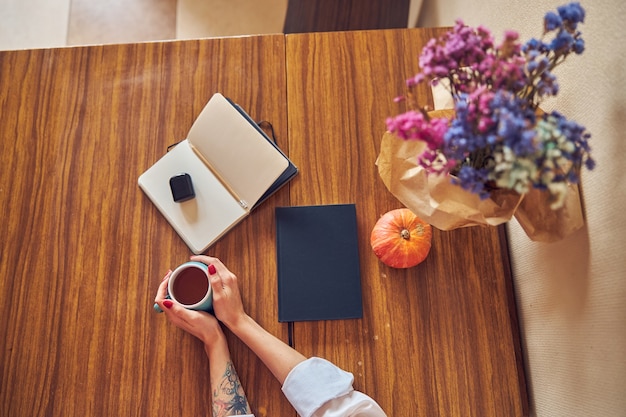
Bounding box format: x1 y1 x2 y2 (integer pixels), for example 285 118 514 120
275 204 363 322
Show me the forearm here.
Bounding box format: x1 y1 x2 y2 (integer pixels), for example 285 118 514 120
226 314 306 385
204 335 252 417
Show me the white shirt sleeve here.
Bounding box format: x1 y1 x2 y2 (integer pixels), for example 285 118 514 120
281 357 387 417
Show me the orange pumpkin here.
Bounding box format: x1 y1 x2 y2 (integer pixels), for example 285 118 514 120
370 208 432 268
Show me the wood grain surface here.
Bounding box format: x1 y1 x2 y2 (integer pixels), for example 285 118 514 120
0 28 528 417
285 28 528 416
0 35 294 417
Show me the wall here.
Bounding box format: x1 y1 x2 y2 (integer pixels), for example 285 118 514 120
414 0 626 415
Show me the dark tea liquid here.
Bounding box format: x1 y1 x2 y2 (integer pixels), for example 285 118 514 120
172 267 209 305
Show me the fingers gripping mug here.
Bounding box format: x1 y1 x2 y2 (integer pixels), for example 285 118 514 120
154 261 213 313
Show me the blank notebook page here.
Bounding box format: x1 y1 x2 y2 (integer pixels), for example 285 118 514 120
188 93 288 208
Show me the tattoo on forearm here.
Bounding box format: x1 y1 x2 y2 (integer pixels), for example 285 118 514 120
212 361 251 416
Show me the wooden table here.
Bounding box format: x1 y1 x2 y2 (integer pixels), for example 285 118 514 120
0 29 528 416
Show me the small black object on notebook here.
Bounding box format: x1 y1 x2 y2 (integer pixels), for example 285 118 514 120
169 173 195 202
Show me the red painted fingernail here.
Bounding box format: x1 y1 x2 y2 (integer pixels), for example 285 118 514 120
163 300 173 309
208 264 217 275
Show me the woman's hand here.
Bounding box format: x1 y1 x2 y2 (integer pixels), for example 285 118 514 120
154 270 225 350
155 268 252 416
193 256 307 385
190 255 248 329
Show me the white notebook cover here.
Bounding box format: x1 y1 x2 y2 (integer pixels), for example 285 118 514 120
138 93 291 253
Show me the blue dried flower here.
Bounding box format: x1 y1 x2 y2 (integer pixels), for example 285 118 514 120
452 166 491 199
549 30 574 51
544 12 563 31
388 2 594 208
522 38 547 54
531 111 594 204
537 70 559 96
557 2 586 26
573 37 585 54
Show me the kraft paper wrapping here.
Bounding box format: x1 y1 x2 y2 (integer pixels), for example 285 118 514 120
376 131 585 241
376 131 523 230
513 183 585 242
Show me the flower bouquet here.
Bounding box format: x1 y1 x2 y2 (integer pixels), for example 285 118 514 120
377 2 595 241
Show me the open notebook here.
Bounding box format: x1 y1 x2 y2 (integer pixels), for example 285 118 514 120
138 93 298 254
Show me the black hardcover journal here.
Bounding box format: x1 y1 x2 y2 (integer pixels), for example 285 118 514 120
275 204 363 322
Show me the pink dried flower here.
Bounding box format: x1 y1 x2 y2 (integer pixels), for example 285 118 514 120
385 3 594 208
386 111 449 150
